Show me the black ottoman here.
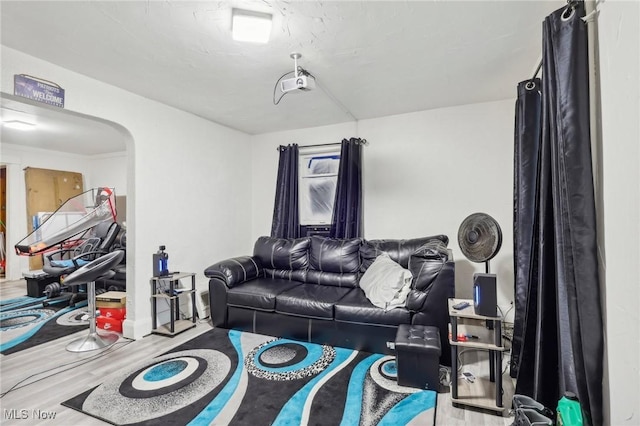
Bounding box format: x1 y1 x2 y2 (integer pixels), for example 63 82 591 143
395 324 441 390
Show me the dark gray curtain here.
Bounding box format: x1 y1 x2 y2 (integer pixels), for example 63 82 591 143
330 138 363 238
271 144 300 238
511 78 542 379
513 2 603 425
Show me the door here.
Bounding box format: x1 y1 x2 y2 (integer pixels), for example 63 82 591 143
24 167 83 270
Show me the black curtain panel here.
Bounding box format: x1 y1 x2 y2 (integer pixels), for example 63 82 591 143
330 138 363 238
514 3 603 425
511 78 542 379
271 144 301 239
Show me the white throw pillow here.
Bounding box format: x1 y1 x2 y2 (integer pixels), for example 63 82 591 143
359 253 413 311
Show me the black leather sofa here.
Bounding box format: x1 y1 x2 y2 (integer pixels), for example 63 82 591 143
205 235 455 365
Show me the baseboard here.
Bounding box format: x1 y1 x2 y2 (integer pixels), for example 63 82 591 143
122 316 153 339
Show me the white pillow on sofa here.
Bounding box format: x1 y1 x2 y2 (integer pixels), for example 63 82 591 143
359 253 413 311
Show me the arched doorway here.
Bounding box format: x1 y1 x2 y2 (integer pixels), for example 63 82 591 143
1 93 132 282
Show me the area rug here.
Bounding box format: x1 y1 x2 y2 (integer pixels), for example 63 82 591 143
0 296 89 355
62 327 437 425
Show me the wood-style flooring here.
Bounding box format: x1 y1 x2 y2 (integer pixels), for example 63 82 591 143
0 279 515 425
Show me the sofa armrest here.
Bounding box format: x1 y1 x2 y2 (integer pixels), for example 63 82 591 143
407 251 454 310
406 249 455 366
204 256 263 288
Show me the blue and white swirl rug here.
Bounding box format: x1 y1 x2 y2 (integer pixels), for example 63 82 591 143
62 327 436 425
0 296 89 355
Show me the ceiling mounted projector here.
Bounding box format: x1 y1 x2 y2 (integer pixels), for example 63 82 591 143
280 53 315 93
281 74 315 93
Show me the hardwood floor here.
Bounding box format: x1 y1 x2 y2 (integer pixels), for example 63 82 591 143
1 279 515 425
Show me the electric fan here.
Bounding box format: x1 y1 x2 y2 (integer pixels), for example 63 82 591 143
457 212 502 272
457 213 503 317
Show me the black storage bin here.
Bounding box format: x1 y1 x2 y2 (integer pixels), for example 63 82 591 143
23 271 58 297
395 324 441 391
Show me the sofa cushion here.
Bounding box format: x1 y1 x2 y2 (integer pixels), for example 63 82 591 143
309 236 362 274
263 268 307 283
305 270 359 288
359 253 413 310
334 288 411 326
408 240 449 291
227 278 300 311
360 235 449 271
253 236 310 271
275 284 352 319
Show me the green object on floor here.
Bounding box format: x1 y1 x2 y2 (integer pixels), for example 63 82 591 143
557 392 584 426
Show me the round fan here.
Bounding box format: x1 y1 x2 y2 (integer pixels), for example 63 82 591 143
457 213 502 264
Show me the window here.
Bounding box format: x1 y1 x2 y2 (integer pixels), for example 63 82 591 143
298 146 340 225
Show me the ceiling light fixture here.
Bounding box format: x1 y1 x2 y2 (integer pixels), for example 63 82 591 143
232 8 273 44
2 120 36 131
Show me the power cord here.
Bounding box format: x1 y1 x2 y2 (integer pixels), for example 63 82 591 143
456 348 483 371
497 302 514 320
159 296 192 321
439 365 451 387
0 338 133 398
502 322 514 375
502 352 512 375
502 322 514 342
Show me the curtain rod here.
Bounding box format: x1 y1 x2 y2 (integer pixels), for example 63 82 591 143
530 0 600 82
528 0 570 82
276 139 369 151
532 60 542 80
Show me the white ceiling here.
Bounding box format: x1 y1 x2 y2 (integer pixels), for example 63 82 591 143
1 94 127 155
1 0 562 149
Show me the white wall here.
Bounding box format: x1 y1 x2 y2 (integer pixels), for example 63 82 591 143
1 47 253 339
597 1 640 424
87 152 127 196
359 101 515 314
251 100 516 320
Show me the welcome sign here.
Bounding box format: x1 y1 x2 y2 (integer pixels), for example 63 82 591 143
14 74 65 108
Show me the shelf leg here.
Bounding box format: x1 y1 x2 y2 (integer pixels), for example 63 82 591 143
496 350 503 407
489 350 496 382
494 319 503 406
451 317 458 399
170 279 175 334
191 275 196 324
151 279 157 331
